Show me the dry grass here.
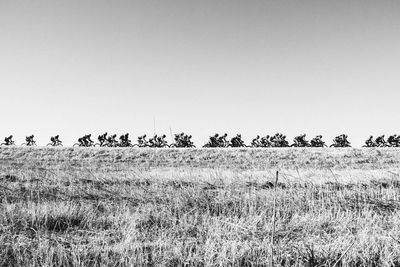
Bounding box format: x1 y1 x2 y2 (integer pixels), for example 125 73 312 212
1 147 400 266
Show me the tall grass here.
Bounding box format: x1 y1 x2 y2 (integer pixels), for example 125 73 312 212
1 147 400 266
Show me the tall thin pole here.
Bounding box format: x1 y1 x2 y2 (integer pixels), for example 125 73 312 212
270 170 279 267
169 127 174 143
153 117 156 136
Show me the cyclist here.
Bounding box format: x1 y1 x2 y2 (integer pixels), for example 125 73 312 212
107 134 117 147
119 133 130 147
186 134 193 147
50 136 56 146
292 134 309 147
137 134 147 147
149 135 157 147
98 132 108 146
77 137 85 146
157 134 167 147
4 135 14 145
230 134 244 147
251 135 260 147
210 134 219 147
83 134 93 146
387 135 399 147
375 135 386 147
260 135 271 147
54 135 62 146
25 135 35 146
218 133 228 147
310 135 325 147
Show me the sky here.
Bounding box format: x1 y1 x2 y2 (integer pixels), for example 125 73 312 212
1 0 400 147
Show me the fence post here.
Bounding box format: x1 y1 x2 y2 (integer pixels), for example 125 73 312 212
270 170 278 267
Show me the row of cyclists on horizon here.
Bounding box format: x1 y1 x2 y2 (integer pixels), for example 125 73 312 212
1 133 400 148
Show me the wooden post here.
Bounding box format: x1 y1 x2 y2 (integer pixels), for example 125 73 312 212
270 170 279 267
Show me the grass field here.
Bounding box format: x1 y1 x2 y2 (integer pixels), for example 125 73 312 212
1 147 400 266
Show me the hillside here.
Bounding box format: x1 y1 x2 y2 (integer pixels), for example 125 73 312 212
2 147 400 266
0 146 399 170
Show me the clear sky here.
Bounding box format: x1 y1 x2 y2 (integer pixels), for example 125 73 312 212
1 0 400 146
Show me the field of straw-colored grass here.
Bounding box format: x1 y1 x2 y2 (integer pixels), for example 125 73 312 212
2 147 400 266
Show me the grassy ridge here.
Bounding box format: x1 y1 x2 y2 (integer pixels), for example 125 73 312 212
1 146 400 169
1 147 400 266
